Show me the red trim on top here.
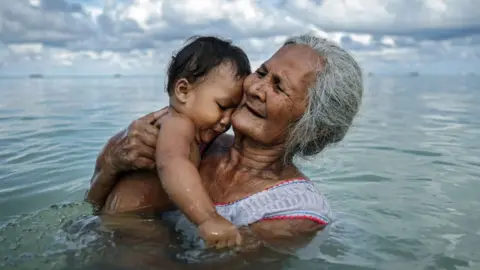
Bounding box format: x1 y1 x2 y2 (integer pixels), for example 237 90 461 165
263 178 308 191
214 178 309 206
261 215 328 226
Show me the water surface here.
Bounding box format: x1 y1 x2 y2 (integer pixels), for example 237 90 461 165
1 76 479 269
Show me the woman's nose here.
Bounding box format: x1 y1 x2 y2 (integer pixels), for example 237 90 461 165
246 80 266 102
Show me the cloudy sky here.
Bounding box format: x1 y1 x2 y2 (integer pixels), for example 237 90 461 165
0 0 479 76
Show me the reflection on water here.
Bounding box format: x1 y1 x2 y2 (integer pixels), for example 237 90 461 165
0 202 104 269
1 76 479 269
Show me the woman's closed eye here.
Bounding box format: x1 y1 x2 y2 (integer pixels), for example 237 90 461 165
255 69 266 78
256 68 287 95
217 103 227 111
275 84 284 93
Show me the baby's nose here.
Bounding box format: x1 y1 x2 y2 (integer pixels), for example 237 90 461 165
220 110 233 126
220 116 229 126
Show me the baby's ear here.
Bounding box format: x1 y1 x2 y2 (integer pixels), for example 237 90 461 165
173 78 192 104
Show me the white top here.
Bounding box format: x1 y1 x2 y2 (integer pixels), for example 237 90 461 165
163 178 332 247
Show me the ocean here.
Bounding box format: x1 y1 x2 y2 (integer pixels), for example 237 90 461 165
0 75 479 269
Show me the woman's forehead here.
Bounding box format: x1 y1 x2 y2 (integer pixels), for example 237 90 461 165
264 44 323 89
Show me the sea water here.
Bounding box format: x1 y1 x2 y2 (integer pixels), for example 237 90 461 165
0 75 479 269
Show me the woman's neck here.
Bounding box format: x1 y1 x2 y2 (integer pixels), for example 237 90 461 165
226 133 296 179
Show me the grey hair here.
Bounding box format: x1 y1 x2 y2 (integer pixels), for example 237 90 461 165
284 33 363 161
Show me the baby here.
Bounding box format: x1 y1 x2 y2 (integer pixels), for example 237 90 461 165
155 36 251 248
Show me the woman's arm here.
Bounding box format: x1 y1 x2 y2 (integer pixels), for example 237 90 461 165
85 109 168 211
248 219 324 250
85 143 119 212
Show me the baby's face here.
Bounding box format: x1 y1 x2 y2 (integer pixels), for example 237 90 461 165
188 63 244 144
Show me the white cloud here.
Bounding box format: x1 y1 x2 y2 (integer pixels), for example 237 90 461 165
380 36 396 47
281 0 480 34
350 34 373 46
120 0 162 29
28 0 40 7
0 0 479 75
8 43 44 55
52 50 76 66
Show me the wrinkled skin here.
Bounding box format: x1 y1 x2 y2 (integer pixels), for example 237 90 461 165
86 108 170 213
85 44 327 268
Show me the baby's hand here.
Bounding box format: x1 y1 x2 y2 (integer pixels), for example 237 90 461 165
198 214 242 249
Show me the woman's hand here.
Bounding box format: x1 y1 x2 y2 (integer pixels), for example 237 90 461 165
102 107 168 174
86 108 168 210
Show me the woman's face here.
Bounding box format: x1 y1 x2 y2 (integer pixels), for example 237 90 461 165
231 44 324 146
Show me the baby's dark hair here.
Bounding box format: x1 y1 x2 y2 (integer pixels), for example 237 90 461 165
166 36 251 95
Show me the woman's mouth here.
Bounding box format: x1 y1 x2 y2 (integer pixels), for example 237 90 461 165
245 103 265 118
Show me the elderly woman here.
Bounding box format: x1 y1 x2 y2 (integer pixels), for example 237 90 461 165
86 33 363 251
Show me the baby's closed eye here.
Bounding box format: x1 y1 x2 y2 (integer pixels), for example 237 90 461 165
217 103 227 111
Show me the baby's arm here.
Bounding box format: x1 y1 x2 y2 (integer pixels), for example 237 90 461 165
156 115 242 248
155 115 217 225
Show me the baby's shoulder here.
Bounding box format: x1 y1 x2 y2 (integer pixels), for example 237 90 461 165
158 114 196 137
156 114 199 165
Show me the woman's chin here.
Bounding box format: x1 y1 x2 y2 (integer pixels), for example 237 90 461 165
231 109 249 131
231 109 262 139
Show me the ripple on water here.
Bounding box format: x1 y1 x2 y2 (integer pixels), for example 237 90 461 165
1 76 480 269
361 145 444 158
0 203 98 269
324 173 391 183
400 149 443 157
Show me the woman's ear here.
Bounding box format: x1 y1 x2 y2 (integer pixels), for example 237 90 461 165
173 78 191 104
